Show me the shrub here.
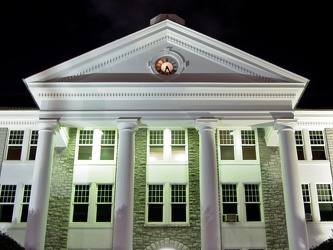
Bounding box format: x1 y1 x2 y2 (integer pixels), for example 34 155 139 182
310 238 333 250
0 231 24 250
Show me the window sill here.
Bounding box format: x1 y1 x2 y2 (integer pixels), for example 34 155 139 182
218 160 260 165
146 161 188 165
74 160 117 166
69 223 112 229
144 223 190 227
222 221 265 228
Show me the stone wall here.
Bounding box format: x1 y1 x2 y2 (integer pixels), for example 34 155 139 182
132 128 201 249
258 128 289 250
45 128 77 249
0 128 8 176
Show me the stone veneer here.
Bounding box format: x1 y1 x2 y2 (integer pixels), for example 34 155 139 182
133 128 201 249
257 128 289 250
45 128 77 249
0 128 8 175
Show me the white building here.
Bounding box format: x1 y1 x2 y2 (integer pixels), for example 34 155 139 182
0 14 333 250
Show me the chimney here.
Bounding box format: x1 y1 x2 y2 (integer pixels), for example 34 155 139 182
150 14 185 26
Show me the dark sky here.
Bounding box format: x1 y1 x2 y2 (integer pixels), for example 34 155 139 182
1 1 332 109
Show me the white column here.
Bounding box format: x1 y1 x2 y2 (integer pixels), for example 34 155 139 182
196 119 221 250
274 119 309 250
113 119 138 250
24 120 58 250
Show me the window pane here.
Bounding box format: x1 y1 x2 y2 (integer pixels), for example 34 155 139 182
304 203 311 214
241 130 255 144
78 146 92 160
311 146 326 160
171 204 186 222
100 146 114 160
223 204 237 214
242 146 256 160
246 204 261 221
149 130 163 144
171 146 186 161
319 203 333 221
220 146 234 160
148 204 163 222
222 184 237 202
149 146 164 161
219 130 234 144
28 146 37 160
79 130 94 144
6 146 22 160
0 205 14 222
73 204 89 222
296 146 305 160
171 130 185 145
20 204 29 222
96 204 111 222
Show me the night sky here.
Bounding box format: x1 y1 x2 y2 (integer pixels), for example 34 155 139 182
1 1 331 109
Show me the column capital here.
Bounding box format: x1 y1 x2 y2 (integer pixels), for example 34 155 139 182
117 118 139 131
196 119 218 131
274 119 298 132
37 120 59 133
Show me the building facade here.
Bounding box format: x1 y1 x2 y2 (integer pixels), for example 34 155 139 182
0 15 333 250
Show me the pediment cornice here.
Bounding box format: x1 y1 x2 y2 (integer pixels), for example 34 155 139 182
60 34 277 83
37 90 296 99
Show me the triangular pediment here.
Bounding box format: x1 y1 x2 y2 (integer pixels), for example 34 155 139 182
24 18 308 124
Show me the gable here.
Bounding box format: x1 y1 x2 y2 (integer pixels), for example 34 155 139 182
24 18 309 125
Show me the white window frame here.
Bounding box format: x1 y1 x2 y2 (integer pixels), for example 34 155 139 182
221 183 238 222
294 129 327 161
70 183 114 225
147 128 188 163
0 184 17 222
146 183 189 225
5 129 38 161
75 129 117 163
301 183 312 222
316 183 333 221
244 184 262 222
20 184 32 223
221 182 263 224
218 128 259 163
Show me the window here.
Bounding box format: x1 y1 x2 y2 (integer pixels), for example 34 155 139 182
96 184 113 222
6 130 38 161
244 184 261 221
316 184 333 221
100 130 116 160
147 184 188 224
72 184 113 223
20 185 31 222
77 129 116 161
6 130 24 160
309 131 326 160
148 185 163 222
219 129 257 161
241 130 256 160
72 184 90 222
219 130 235 160
28 131 38 160
295 131 305 160
222 184 238 222
302 184 312 221
148 129 187 162
171 184 187 222
295 130 327 160
0 185 16 222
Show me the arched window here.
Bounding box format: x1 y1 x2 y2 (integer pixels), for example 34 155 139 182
145 238 189 250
